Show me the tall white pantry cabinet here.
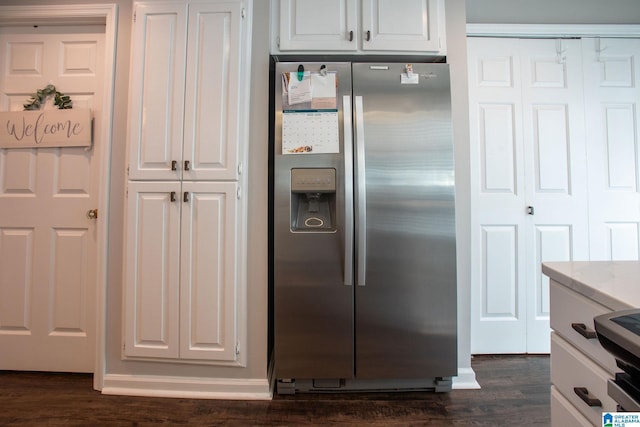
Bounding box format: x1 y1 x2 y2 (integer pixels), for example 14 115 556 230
123 0 249 366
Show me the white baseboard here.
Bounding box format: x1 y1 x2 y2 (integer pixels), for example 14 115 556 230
453 367 481 389
102 374 272 400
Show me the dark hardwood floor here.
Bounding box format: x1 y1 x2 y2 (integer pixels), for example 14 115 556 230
0 355 550 426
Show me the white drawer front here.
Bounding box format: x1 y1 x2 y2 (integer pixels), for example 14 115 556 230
550 281 617 374
551 385 594 427
551 333 617 426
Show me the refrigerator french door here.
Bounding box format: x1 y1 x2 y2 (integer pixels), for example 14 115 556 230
273 61 457 393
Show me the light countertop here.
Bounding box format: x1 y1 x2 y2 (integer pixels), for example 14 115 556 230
542 261 640 311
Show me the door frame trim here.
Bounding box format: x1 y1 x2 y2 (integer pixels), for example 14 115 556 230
0 3 118 390
467 23 640 38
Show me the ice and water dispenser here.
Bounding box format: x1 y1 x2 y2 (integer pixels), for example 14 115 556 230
290 168 336 232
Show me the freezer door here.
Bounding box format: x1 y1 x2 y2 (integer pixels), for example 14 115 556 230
273 62 355 379
352 63 457 379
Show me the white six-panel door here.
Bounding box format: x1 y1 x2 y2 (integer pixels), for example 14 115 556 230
583 38 640 261
468 38 590 354
0 26 105 372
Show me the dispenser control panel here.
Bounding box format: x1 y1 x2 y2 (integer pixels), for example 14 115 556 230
291 168 336 193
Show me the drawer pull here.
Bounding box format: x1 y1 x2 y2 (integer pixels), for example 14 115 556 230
571 323 597 339
574 387 602 407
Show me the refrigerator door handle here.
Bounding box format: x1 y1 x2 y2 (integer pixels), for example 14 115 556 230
354 95 367 287
343 95 354 286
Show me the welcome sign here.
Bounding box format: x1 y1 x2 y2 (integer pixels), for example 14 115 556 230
0 109 92 148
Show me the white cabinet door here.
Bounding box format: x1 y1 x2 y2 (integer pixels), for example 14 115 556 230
361 0 442 52
468 38 589 354
128 3 187 180
124 181 182 359
278 0 358 51
125 181 239 362
179 182 238 361
583 38 640 261
183 3 242 181
129 1 243 181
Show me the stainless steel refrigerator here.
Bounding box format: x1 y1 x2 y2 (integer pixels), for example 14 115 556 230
272 61 456 394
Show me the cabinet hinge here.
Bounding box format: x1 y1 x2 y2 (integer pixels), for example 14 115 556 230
276 36 280 48
235 342 240 356
237 162 243 176
127 165 130 177
241 8 245 19
237 186 242 200
133 11 136 23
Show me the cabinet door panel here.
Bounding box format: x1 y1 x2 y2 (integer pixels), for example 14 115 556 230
278 0 358 51
128 3 187 180
179 182 238 361
361 0 442 52
124 181 181 359
183 3 242 180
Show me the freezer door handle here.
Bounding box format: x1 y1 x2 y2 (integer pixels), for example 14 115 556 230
355 95 367 286
343 95 354 286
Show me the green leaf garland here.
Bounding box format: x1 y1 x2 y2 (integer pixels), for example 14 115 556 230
23 84 72 110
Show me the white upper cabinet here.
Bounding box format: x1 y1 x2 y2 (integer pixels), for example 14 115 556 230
274 0 445 54
361 0 443 52
129 1 244 181
279 0 358 51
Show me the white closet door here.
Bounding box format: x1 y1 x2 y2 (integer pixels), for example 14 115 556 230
468 37 528 353
519 39 589 353
468 37 589 354
583 38 640 261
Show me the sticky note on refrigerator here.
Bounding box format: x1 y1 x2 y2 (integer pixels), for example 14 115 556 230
287 71 312 105
311 73 336 98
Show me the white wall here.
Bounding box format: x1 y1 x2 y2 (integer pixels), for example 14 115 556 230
466 0 640 24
